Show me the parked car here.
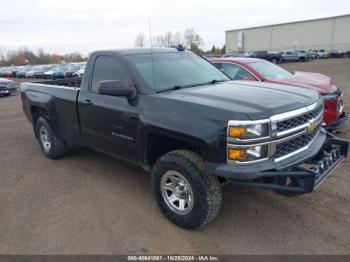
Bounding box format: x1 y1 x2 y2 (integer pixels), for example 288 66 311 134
72 64 86 78
246 51 281 64
20 48 348 229
330 49 346 58
221 53 247 58
0 67 8 77
280 50 305 62
26 65 43 78
0 78 17 96
16 66 33 78
296 50 313 61
203 55 221 59
313 49 330 59
43 66 61 79
52 65 80 79
10 66 21 77
44 65 69 79
33 65 57 78
1 67 14 77
209 57 348 130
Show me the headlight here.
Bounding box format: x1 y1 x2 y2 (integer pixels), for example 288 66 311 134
228 121 269 139
228 145 269 162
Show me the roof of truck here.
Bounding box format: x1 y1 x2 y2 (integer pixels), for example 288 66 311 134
92 48 181 56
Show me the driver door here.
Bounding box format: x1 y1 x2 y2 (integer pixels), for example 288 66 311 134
78 55 139 163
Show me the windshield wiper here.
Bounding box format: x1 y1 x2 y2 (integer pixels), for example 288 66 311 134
156 79 228 93
156 85 187 93
209 79 228 84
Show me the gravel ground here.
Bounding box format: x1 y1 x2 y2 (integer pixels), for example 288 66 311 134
0 58 349 255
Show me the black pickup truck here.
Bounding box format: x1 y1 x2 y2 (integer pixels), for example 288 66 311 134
247 51 282 64
21 48 348 229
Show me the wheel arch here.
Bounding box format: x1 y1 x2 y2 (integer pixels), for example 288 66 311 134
144 131 211 168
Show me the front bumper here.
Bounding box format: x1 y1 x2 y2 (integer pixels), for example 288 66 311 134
210 131 348 195
325 112 349 130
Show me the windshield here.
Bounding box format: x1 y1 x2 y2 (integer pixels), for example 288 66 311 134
127 51 229 91
248 61 292 80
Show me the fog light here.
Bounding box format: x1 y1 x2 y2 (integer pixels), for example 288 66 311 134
228 148 246 160
228 145 268 162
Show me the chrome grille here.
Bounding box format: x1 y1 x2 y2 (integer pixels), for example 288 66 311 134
275 125 321 159
277 104 323 133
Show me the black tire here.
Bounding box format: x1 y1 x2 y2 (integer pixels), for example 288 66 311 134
151 150 222 229
35 117 66 159
271 58 278 64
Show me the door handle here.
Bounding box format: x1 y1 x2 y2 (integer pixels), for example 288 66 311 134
81 99 93 105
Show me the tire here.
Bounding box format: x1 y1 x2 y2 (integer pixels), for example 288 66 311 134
151 150 222 229
35 117 66 159
271 58 278 64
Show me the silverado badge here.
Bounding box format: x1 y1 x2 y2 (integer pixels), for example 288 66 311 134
307 120 317 133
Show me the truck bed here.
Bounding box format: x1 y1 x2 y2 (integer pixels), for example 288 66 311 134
31 78 82 88
20 78 82 143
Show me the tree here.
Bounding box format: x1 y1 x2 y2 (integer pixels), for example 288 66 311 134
211 45 216 53
221 45 226 54
37 48 51 64
133 28 203 53
134 33 146 47
173 31 183 46
183 28 203 52
164 31 173 47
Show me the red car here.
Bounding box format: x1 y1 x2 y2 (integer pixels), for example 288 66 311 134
209 57 348 130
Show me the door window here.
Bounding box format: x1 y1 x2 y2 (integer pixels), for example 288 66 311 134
221 63 254 80
91 56 131 93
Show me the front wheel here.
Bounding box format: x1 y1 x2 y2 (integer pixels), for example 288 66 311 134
151 150 222 229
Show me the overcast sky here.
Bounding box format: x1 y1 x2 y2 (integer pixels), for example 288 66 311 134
0 0 349 55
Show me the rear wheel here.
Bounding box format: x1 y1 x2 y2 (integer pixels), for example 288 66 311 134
35 117 66 159
151 150 222 229
271 58 278 64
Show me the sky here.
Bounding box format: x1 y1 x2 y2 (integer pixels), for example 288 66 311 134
0 0 349 56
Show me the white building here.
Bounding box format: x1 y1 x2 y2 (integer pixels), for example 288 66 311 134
225 14 350 53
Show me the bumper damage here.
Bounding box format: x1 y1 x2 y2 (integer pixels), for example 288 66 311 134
325 112 349 131
212 132 348 196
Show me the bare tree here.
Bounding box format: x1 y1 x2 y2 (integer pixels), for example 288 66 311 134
183 28 203 51
173 31 183 46
134 33 146 47
164 31 173 47
153 36 166 47
152 31 174 47
134 28 203 52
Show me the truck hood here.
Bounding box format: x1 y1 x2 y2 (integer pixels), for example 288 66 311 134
272 72 337 94
155 80 320 121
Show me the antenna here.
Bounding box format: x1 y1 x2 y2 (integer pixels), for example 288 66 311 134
148 18 153 48
148 18 156 89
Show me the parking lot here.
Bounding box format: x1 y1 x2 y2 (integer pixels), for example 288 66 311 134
0 58 349 255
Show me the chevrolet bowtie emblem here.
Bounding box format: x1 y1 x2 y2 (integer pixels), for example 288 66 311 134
307 120 317 133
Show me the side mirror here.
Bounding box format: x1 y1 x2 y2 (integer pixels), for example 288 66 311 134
97 80 136 98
